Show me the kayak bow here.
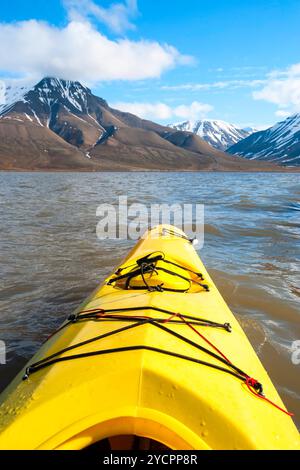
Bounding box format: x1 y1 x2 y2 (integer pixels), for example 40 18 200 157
0 225 299 450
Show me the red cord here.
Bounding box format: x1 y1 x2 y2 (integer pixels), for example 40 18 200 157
163 313 178 323
80 308 106 315
166 312 233 364
164 313 294 418
245 378 294 417
76 308 295 418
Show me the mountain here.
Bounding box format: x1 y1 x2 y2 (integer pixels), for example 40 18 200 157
0 79 34 114
228 114 300 166
0 77 282 171
169 119 255 151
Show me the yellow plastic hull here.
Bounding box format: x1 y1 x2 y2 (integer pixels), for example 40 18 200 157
0 225 299 450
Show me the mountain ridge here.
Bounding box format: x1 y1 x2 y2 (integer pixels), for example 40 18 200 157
0 77 289 171
228 113 300 166
169 119 255 151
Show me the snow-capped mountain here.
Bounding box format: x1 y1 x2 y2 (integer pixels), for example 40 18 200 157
0 77 106 126
169 119 254 151
0 79 34 113
228 114 300 166
0 77 109 148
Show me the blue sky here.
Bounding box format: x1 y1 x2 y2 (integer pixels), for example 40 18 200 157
1 0 300 128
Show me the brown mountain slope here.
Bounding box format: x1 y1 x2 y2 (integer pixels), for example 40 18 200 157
0 118 91 171
0 77 288 171
90 127 283 171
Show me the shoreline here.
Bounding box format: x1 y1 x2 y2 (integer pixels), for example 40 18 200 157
1 168 300 173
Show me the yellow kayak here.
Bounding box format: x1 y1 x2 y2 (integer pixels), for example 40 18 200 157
0 225 299 450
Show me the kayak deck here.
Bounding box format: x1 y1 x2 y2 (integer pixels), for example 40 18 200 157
0 225 299 450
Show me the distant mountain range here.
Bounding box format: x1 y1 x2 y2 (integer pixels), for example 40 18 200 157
228 114 300 166
0 77 289 171
169 119 256 151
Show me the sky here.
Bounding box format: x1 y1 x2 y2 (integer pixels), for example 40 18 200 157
1 0 300 128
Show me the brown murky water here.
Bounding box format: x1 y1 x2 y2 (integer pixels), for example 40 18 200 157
0 172 299 428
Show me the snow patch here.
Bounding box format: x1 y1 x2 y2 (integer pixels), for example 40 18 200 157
31 108 44 127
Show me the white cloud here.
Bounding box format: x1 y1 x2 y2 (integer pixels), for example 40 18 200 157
111 101 213 121
0 19 190 82
161 79 265 92
253 63 300 115
63 0 138 34
173 102 213 120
